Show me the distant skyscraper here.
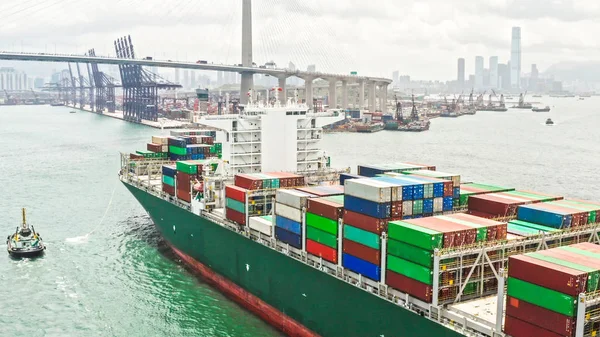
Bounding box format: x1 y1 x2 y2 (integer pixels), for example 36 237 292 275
489 56 498 89
529 64 539 91
510 27 521 89
457 58 465 87
475 56 484 90
34 77 45 89
497 63 510 90
467 75 475 89
392 70 399 87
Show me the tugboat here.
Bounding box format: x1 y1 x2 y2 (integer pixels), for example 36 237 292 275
69 110 77 114
6 208 46 258
545 118 554 126
532 106 551 112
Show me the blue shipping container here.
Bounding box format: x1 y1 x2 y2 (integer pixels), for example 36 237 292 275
342 253 381 281
443 197 453 211
516 205 571 229
357 165 384 178
344 195 390 219
275 227 302 249
371 176 416 201
340 173 363 186
276 216 302 235
162 165 176 177
453 187 460 199
433 184 444 198
423 199 434 214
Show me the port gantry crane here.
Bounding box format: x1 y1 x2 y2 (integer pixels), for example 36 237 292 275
394 94 403 123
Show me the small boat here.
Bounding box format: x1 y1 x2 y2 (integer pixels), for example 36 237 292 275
6 208 46 258
545 118 554 126
532 106 551 112
579 97 585 100
70 110 77 114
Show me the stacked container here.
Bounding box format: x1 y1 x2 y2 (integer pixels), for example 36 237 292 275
378 173 449 217
274 189 314 249
357 162 436 177
516 202 592 229
385 214 507 303
459 183 515 207
402 169 461 210
225 185 248 226
306 195 344 264
296 185 344 197
505 243 600 337
507 219 558 237
468 190 563 219
234 173 305 190
161 165 176 196
248 215 273 236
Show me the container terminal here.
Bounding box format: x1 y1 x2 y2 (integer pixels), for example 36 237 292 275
120 94 600 337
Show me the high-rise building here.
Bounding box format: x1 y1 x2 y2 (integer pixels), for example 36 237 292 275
34 77 45 89
392 70 399 87
497 63 510 90
489 56 498 89
474 56 484 90
529 64 539 91
457 58 465 88
510 27 521 89
467 75 475 89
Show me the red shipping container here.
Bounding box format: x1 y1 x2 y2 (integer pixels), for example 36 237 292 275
506 296 574 336
443 181 453 197
177 188 191 202
342 239 380 265
226 207 246 225
307 198 343 220
571 242 600 253
130 153 144 160
468 193 530 217
147 143 162 153
508 255 587 296
390 201 402 218
404 217 478 248
450 213 508 240
386 270 432 303
306 239 338 264
539 249 600 274
162 183 175 196
504 315 565 337
225 185 247 203
343 210 387 234
467 210 496 219
176 171 194 192
235 174 263 190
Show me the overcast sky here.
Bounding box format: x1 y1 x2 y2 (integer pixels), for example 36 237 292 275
0 0 599 80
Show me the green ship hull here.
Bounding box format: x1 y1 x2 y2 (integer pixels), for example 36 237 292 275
124 182 463 337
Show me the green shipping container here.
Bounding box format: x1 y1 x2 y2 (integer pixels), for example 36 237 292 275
226 198 246 214
343 224 380 250
387 255 432 285
210 145 216 154
176 161 198 175
306 212 338 235
413 200 423 215
307 226 337 249
387 221 443 251
169 145 187 156
508 220 558 233
387 239 433 268
162 175 175 187
507 277 576 316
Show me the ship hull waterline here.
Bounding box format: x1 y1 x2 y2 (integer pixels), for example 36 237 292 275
123 182 463 337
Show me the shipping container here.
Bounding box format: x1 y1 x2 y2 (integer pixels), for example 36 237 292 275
176 171 195 192
504 315 565 337
162 165 177 177
402 217 478 248
459 182 515 206
306 239 337 263
507 277 576 316
306 212 338 235
307 197 343 220
225 185 247 203
344 178 396 203
508 254 590 296
275 226 302 249
249 215 273 236
169 145 187 156
344 195 390 219
152 135 169 144
387 239 433 267
306 225 337 249
276 189 315 209
226 207 246 225
387 221 443 251
342 238 380 265
339 173 363 185
403 169 461 187
234 174 264 190
162 183 175 196
162 175 175 187
386 270 433 303
506 296 575 336
342 253 381 281
226 198 245 214
357 162 435 177
449 213 508 240
275 203 302 223
342 210 387 234
275 216 302 235
402 200 413 216
296 185 344 197
517 203 580 229
387 255 432 285
343 224 380 250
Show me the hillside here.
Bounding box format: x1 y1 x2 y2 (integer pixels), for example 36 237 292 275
543 61 600 82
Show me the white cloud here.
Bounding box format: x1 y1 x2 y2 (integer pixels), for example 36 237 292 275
0 0 599 80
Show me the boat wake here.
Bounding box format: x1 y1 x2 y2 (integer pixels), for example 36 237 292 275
65 234 90 244
65 185 117 244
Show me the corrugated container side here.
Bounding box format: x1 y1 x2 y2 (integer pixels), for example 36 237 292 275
387 221 443 250
343 224 380 250
387 239 433 267
342 253 381 281
234 174 263 190
339 173 363 185
162 175 175 187
342 238 381 265
387 255 432 285
275 227 302 249
306 239 338 263
507 277 576 317
503 315 565 337
306 226 337 249
402 200 413 216
343 210 387 234
275 216 302 235
344 178 394 203
225 185 247 203
226 207 246 225
386 270 433 303
306 212 338 235
307 198 343 220
275 189 314 209
162 183 175 196
275 203 302 223
517 204 571 228
506 296 575 336
344 195 391 219
295 185 344 197
249 216 273 236
226 198 246 214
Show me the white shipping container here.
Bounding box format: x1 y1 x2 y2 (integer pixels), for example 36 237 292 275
162 145 169 152
345 179 394 203
249 216 273 236
402 201 413 216
434 197 444 213
276 189 314 209
275 203 302 223
152 136 169 145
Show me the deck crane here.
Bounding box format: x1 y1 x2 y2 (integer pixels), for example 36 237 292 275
468 90 474 108
476 90 485 107
394 94 403 123
410 94 419 121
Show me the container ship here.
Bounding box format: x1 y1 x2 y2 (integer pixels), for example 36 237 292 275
120 94 600 337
